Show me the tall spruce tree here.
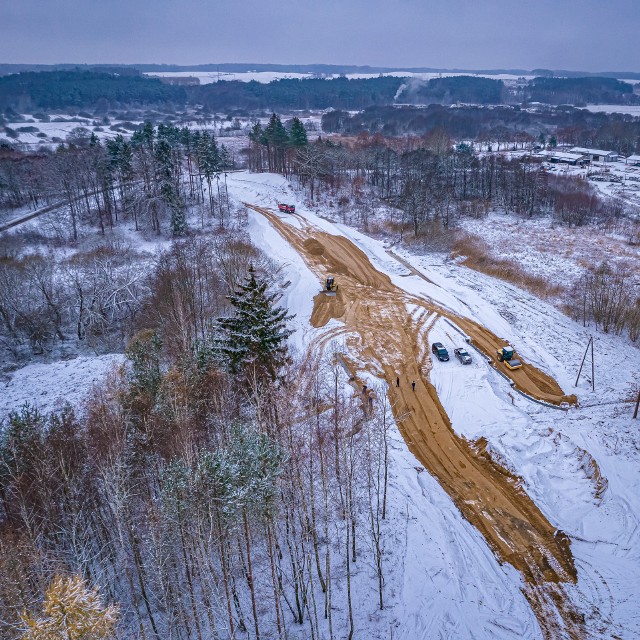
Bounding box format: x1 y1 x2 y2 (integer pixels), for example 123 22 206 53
216 266 294 379
289 117 308 148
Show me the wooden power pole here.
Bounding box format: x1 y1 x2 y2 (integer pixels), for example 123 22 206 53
634 388 640 419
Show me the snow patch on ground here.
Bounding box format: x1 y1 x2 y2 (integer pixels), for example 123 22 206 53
460 212 640 285
0 354 125 423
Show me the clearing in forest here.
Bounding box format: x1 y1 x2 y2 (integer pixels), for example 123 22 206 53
247 203 584 639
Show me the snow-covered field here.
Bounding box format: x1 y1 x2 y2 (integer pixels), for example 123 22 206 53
2 170 638 638
584 104 640 116
460 211 640 284
0 354 125 422
144 70 535 85
2 115 137 148
145 71 315 84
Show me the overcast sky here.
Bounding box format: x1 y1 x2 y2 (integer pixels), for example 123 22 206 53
0 0 638 71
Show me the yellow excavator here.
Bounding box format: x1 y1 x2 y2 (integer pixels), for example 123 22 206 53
496 345 523 370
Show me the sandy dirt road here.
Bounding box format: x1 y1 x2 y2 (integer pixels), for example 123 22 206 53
248 204 584 638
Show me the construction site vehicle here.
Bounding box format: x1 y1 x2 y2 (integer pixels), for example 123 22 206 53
278 203 296 213
454 348 472 364
323 276 338 296
496 346 522 370
431 342 450 362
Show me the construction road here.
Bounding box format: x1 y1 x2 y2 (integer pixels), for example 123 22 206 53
247 204 584 639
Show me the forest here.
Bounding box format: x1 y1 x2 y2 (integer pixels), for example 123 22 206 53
0 117 396 639
189 76 405 111
398 76 505 105
321 105 640 155
525 76 637 106
0 70 187 111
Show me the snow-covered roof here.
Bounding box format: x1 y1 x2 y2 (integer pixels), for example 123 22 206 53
626 154 640 163
549 152 586 162
569 147 618 157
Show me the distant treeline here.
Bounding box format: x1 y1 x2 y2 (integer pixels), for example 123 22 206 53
190 76 405 111
0 69 638 114
322 105 640 154
399 76 505 104
3 62 640 80
525 77 637 106
0 70 187 111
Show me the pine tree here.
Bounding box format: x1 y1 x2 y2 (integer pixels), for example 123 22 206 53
263 113 289 173
154 135 187 236
215 266 294 379
131 120 155 148
196 131 220 216
248 122 265 171
21 575 119 640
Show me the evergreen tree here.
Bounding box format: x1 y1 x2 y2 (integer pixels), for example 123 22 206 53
196 130 220 215
132 120 155 148
263 113 289 173
215 266 294 379
155 136 187 236
289 117 308 148
248 122 265 171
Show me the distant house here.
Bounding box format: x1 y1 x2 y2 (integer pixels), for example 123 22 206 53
625 154 640 166
547 151 589 166
569 147 618 162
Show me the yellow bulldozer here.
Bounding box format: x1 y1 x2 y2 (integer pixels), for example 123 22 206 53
496 345 523 370
323 276 338 296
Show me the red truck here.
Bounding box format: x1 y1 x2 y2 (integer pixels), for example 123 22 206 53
277 203 296 214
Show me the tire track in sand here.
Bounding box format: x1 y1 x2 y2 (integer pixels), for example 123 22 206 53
248 204 585 639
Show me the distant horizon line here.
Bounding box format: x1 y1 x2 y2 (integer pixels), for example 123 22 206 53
0 62 639 78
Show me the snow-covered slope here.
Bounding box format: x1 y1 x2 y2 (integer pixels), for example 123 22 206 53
227 171 640 639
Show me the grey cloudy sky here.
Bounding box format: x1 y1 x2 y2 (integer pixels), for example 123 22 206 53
0 0 638 71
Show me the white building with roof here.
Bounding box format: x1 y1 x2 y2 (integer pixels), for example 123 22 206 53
547 151 589 166
625 154 640 166
569 147 619 162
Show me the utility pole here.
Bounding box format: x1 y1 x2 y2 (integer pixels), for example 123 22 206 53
591 336 595 392
575 336 595 391
634 388 640 419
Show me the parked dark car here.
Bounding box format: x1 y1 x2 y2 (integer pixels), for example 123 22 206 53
431 342 449 362
454 348 472 364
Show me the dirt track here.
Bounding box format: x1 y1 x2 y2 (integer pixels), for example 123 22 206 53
248 205 584 638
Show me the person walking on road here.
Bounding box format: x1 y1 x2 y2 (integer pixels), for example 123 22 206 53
411 380 416 392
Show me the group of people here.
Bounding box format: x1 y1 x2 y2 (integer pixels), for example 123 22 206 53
359 375 418 418
396 376 416 392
